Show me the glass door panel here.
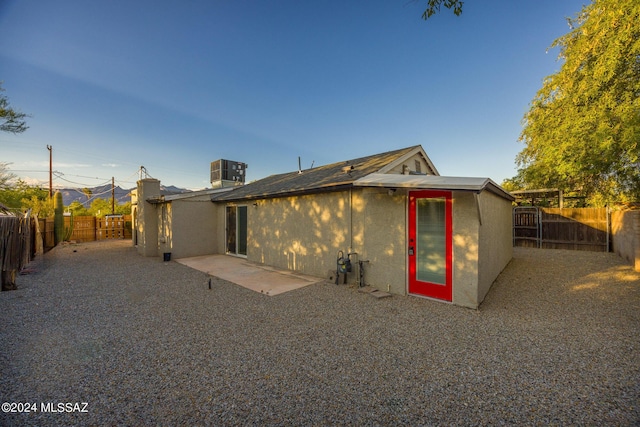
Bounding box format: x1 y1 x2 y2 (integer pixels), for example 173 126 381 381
237 206 247 256
226 205 247 256
416 198 446 285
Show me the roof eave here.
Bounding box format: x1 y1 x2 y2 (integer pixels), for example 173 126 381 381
212 183 355 202
353 173 515 201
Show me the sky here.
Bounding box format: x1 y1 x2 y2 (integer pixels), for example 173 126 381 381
0 0 587 191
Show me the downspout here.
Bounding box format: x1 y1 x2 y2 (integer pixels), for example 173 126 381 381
348 187 360 287
349 188 353 252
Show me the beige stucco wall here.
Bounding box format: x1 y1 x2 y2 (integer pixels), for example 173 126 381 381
157 203 171 256
359 188 512 304
612 210 640 272
358 188 407 295
134 179 160 257
244 188 409 291
131 188 138 246
452 191 480 308
220 185 512 309
451 190 513 309
476 190 513 304
212 202 227 255
156 195 220 259
246 191 352 278
134 179 225 259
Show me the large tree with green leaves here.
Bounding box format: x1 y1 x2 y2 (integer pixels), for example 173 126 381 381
420 0 463 20
512 0 640 206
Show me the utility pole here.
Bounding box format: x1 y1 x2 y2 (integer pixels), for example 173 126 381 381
47 145 52 198
111 176 115 215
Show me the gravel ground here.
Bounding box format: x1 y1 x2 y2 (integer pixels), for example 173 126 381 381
1 240 639 426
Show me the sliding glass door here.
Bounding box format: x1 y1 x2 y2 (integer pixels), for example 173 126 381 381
226 205 247 256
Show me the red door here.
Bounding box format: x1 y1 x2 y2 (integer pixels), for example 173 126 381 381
408 190 452 301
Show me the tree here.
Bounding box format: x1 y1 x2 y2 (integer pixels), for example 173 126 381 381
514 0 640 206
88 198 112 217
0 162 16 191
0 176 52 217
68 201 90 216
420 0 463 20
0 82 28 134
21 193 53 218
115 201 132 215
81 187 93 207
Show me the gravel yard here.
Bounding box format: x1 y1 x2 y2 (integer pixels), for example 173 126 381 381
1 240 639 426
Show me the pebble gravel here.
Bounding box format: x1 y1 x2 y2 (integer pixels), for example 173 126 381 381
1 240 639 426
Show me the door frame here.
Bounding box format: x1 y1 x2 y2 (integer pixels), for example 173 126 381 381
225 205 248 257
407 190 453 301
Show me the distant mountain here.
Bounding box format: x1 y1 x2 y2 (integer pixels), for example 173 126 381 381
60 184 189 206
159 185 188 194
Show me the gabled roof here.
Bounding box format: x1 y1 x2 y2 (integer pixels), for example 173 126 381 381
212 145 435 202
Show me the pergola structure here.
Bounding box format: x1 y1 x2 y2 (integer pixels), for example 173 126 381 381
510 188 564 208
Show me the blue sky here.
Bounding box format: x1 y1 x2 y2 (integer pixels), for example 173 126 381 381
0 0 586 191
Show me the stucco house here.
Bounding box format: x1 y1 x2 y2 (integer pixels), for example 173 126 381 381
132 145 514 308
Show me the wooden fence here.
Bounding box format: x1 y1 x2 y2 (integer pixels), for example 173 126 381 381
1 215 31 290
41 217 54 250
513 207 609 252
39 215 132 251
0 214 132 287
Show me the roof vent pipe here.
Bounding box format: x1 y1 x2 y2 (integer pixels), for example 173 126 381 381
298 156 302 174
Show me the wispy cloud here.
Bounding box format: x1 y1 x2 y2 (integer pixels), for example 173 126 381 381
54 162 92 168
7 160 92 169
102 163 119 168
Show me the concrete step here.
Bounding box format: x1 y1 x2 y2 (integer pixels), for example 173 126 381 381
358 286 391 299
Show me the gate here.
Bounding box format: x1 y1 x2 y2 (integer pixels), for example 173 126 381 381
513 207 609 252
97 215 129 240
513 207 541 248
63 215 132 242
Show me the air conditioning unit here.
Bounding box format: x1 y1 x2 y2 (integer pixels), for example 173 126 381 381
210 159 248 188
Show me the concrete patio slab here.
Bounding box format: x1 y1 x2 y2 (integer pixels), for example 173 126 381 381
175 254 324 295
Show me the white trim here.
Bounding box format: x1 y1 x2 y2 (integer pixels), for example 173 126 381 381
376 146 440 176
163 187 233 202
353 173 514 201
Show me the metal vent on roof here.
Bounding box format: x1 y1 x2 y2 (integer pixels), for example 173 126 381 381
210 159 248 188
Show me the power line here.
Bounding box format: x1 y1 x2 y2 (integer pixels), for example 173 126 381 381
65 173 112 181
52 171 112 188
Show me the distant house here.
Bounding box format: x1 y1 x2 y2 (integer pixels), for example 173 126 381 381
132 145 514 308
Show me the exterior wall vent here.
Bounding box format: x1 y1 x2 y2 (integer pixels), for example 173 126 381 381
210 159 248 188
